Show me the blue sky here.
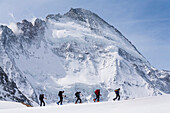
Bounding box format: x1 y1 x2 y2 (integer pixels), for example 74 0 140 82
0 0 170 70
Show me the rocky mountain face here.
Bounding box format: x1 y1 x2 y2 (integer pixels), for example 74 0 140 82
0 8 169 105
0 66 31 105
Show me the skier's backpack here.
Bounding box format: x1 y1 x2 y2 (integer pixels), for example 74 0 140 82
75 92 80 97
114 88 120 94
114 89 118 92
58 91 63 96
39 94 44 100
95 89 100 95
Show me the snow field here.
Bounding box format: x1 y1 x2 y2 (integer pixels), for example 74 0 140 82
0 101 26 109
0 95 170 113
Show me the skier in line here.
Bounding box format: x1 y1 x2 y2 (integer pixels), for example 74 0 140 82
39 94 46 106
57 91 65 105
113 88 120 101
93 89 101 102
75 91 82 104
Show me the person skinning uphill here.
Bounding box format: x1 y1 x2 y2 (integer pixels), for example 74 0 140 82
39 94 46 106
113 88 120 101
57 91 65 105
75 91 82 104
93 89 101 102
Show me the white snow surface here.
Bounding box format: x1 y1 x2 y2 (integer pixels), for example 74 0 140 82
0 95 170 113
0 101 26 109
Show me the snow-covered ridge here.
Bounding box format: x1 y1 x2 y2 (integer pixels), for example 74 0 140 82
0 8 169 105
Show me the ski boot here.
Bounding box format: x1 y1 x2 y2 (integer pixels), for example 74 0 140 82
57 102 59 105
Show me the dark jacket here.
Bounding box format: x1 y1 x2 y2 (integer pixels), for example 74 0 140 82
39 94 44 100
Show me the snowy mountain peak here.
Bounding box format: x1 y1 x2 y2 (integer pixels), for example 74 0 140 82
64 8 98 22
0 8 170 105
0 25 16 47
0 25 15 38
16 18 46 39
46 8 110 30
64 8 112 30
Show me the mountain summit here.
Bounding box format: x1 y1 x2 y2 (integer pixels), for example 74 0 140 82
0 8 169 105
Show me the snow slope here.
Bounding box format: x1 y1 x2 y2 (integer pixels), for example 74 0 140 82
0 101 26 109
0 95 170 113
